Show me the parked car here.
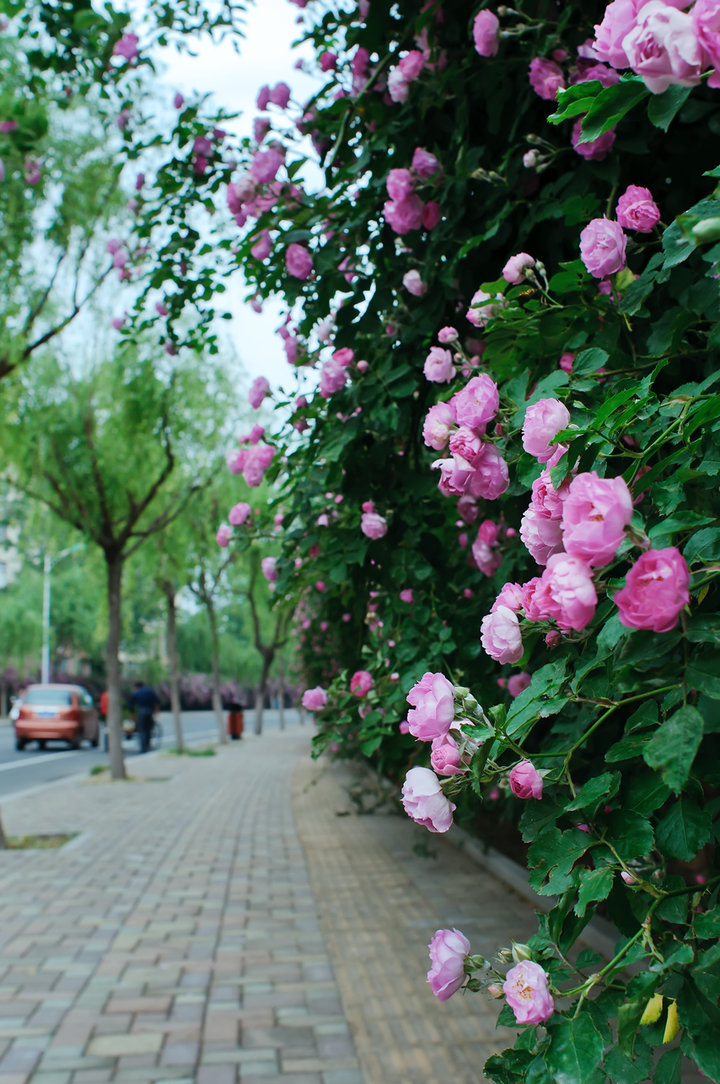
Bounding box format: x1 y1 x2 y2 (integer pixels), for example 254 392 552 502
14 684 100 751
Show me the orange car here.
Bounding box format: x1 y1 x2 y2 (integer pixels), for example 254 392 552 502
14 684 100 751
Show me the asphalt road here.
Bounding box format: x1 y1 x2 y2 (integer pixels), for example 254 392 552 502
0 707 305 799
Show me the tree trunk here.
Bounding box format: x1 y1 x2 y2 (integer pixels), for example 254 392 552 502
254 651 273 735
0 809 7 849
277 658 285 730
106 553 127 780
207 600 227 744
164 585 183 751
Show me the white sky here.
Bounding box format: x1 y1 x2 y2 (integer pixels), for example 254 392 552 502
159 1 320 394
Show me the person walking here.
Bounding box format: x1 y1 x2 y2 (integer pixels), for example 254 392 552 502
129 681 160 754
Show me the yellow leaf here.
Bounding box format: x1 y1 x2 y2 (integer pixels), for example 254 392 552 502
640 993 664 1025
698 584 709 604
663 1000 681 1043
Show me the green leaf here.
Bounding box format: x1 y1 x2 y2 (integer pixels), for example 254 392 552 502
662 198 720 268
528 827 591 896
603 1042 653 1084
544 1015 605 1084
647 85 692 131
678 981 720 1081
581 79 650 141
617 997 648 1057
655 797 712 861
653 1048 683 1084
695 906 720 940
565 772 621 817
643 706 704 794
687 650 720 699
684 527 720 564
574 867 614 918
605 811 654 861
692 944 720 1004
572 347 608 376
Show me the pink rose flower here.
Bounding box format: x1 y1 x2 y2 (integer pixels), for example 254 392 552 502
561 471 634 567
473 10 500 57
520 505 564 566
579 217 627 279
572 119 616 161
528 57 565 100
430 733 467 777
449 426 485 468
522 398 571 463
432 456 473 498
113 32 139 62
243 443 275 487
423 401 456 450
269 81 291 108
614 547 690 632
593 0 641 69
457 494 480 524
400 588 414 603
403 269 427 296
387 69 410 103
406 671 455 741
228 502 251 526
508 672 532 698
302 686 328 711
466 445 510 501
467 289 505 327
320 359 348 398
481 606 524 664
616 185 661 232
350 670 373 697
534 553 598 631
248 376 270 409
333 347 355 368
412 147 440 178
286 243 314 279
251 230 272 260
427 928 470 1001
261 557 278 583
492 582 524 612
503 252 536 284
694 0 720 87
251 146 284 183
361 510 388 539
509 760 543 799
216 524 232 548
422 201 441 231
399 49 425 81
384 195 425 234
386 168 415 201
401 767 456 833
451 374 499 430
438 326 458 343
424 346 455 383
503 961 554 1026
624 2 703 93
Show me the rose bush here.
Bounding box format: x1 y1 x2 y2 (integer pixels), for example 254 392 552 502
173 0 720 1079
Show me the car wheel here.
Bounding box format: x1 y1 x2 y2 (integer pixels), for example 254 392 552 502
38 739 46 750
15 736 26 751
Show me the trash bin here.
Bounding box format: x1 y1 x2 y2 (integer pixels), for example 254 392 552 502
227 702 244 740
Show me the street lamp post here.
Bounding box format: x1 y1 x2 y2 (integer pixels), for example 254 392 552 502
41 544 84 684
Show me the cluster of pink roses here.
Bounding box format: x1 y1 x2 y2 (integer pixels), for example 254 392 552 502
319 347 355 399
226 426 275 488
579 184 660 280
480 396 690 663
594 0 720 94
423 373 509 504
383 160 441 236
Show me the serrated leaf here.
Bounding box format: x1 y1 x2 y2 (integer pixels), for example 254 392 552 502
692 944 720 1003
655 798 712 861
687 650 720 699
654 1047 682 1084
574 867 614 918
544 1015 605 1084
684 527 720 563
695 907 720 940
572 347 609 376
565 772 621 816
643 706 704 794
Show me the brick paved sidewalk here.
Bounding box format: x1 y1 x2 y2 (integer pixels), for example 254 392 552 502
0 728 536 1083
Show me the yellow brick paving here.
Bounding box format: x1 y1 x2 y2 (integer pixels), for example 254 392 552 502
0 725 537 1084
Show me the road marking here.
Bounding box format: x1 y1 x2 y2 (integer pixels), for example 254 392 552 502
0 751 78 772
